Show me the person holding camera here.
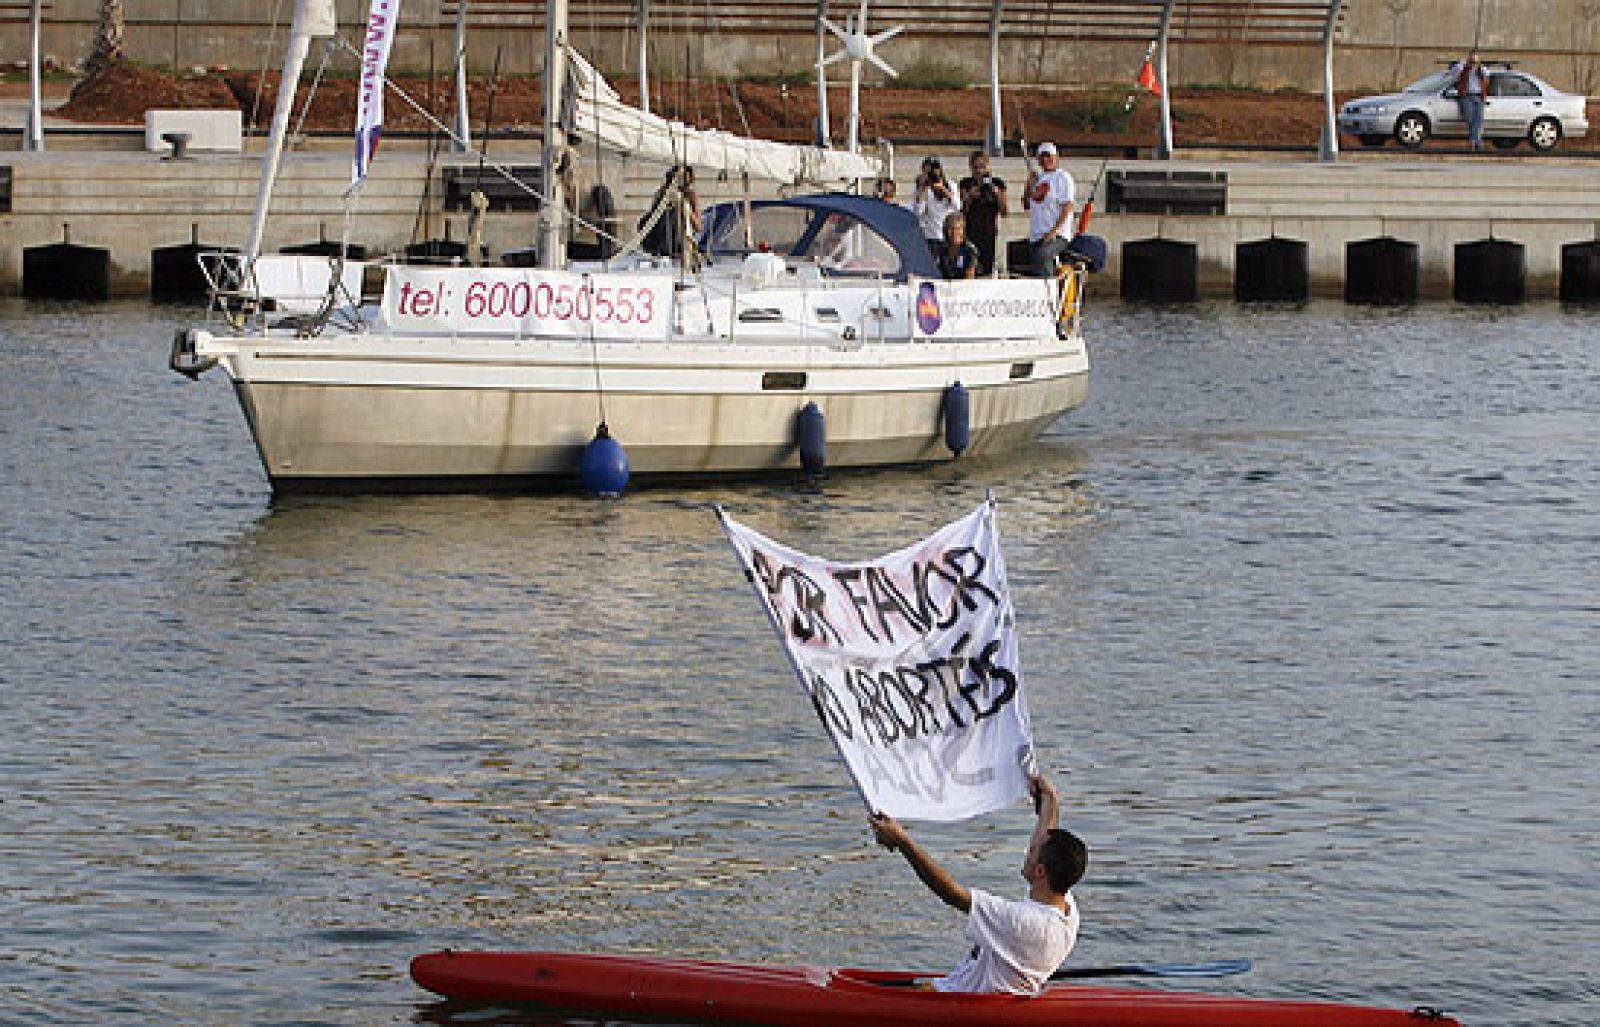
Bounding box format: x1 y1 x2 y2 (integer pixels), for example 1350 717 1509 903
958 151 1008 276
914 155 961 262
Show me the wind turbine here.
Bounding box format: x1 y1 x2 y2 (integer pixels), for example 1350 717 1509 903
819 0 904 155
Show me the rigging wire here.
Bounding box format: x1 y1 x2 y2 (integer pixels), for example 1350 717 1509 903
408 39 443 250
246 0 286 144
292 37 339 142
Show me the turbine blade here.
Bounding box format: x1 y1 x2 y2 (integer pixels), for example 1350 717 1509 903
868 53 898 78
820 17 848 42
872 24 906 46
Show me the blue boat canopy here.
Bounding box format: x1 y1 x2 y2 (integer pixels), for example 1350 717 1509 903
700 193 939 281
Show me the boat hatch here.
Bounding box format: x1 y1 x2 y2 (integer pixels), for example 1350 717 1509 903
1010 361 1036 379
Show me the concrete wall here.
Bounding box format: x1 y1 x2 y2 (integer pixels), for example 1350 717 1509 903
4 143 1599 301
6 1 1600 94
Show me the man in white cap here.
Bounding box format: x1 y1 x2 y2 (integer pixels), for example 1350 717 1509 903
1023 141 1075 277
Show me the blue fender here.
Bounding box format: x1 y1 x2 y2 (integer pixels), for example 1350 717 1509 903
797 402 826 474
579 423 630 496
943 382 971 456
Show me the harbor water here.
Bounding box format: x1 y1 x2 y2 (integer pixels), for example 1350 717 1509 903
1 297 1595 1025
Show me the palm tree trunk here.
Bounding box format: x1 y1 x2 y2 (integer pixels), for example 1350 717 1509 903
85 0 126 80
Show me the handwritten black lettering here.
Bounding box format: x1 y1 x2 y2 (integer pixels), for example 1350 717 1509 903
753 549 843 646
808 671 853 739
831 568 880 644
865 566 931 642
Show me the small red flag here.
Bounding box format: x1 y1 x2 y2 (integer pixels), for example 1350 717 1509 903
1137 58 1161 96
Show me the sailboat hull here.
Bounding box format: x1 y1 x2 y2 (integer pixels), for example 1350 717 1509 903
221 345 1087 490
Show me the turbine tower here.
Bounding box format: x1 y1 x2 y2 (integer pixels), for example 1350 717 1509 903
819 0 904 155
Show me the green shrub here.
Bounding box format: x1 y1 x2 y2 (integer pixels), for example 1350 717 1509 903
738 67 815 87
1045 91 1136 133
896 60 968 90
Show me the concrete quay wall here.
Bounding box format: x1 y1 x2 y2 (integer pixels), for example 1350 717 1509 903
3 145 1599 302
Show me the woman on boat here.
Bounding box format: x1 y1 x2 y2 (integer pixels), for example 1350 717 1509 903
869 773 1087 995
939 213 980 280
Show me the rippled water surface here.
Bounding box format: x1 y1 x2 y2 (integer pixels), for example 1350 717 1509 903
2 298 1596 1025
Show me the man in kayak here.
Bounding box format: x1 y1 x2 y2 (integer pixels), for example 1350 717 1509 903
869 773 1086 996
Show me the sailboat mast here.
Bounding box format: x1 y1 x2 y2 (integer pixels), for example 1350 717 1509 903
25 0 44 151
453 0 472 151
539 0 569 269
246 0 337 262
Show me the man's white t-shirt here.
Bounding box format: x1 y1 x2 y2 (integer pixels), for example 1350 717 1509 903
934 888 1080 996
1027 169 1076 243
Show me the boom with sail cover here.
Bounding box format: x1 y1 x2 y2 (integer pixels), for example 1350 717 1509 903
565 50 879 186
720 501 1036 822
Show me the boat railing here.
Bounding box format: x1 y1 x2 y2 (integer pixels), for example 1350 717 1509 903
198 251 367 338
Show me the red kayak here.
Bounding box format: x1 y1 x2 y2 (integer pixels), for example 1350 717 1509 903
410 949 1461 1026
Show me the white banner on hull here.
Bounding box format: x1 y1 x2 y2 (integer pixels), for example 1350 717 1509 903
719 501 1037 822
910 277 1059 341
381 267 676 340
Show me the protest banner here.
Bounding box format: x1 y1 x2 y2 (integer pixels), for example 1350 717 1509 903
719 501 1036 821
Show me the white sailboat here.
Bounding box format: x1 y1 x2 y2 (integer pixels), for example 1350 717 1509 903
169 0 1090 492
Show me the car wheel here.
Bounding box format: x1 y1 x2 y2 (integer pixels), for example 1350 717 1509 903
1529 117 1562 151
1358 134 1387 147
1491 137 1520 150
1394 112 1430 149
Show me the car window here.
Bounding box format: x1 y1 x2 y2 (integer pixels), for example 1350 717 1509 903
1489 74 1541 98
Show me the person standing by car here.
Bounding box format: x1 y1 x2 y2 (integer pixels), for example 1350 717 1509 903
1453 50 1490 151
959 151 1008 276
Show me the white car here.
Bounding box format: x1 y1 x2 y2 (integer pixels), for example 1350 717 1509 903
1339 67 1590 151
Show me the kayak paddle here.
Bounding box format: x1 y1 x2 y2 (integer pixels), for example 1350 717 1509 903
1052 958 1252 981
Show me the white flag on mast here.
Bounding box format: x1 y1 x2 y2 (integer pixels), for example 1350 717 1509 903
352 0 402 187
720 502 1036 822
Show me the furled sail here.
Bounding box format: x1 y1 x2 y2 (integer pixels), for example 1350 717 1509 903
564 50 879 186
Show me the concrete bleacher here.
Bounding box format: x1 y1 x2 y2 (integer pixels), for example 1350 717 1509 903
436 1 1342 46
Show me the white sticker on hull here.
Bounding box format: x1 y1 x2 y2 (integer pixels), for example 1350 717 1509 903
911 277 1059 341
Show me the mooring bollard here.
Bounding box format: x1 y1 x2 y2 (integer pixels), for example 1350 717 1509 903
161 132 193 161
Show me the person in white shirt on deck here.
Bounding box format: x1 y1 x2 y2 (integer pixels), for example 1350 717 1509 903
1023 141 1076 277
869 773 1087 996
913 156 962 263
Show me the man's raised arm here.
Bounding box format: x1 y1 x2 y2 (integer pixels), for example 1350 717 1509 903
870 813 972 913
